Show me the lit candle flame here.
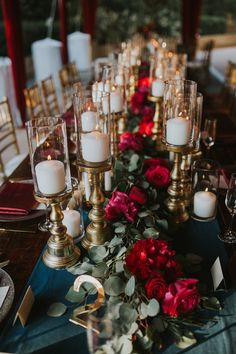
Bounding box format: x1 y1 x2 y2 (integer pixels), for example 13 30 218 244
47 155 51 161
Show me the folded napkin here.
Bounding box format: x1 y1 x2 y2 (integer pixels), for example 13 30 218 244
0 182 37 215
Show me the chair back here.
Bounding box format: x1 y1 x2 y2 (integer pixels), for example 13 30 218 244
0 97 20 178
24 84 46 120
59 62 80 110
41 76 60 115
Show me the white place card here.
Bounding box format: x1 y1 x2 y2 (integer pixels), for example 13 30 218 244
211 257 225 291
0 286 9 308
13 286 35 327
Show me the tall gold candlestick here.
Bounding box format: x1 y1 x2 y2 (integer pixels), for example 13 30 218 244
35 191 80 269
181 154 192 208
165 150 189 223
80 164 111 250
147 95 164 150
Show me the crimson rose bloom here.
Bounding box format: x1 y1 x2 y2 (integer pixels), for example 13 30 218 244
145 274 167 301
139 121 154 136
129 186 147 205
145 165 170 188
105 191 138 223
131 91 145 114
144 157 168 170
137 77 150 93
162 279 200 317
119 132 144 152
125 239 176 280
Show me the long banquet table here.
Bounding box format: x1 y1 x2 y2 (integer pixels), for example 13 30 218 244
1 69 236 353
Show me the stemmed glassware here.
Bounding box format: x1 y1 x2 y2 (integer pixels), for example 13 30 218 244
218 173 236 243
201 118 217 151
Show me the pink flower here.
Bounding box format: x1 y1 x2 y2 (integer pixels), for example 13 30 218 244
162 279 200 317
119 132 144 152
105 191 138 223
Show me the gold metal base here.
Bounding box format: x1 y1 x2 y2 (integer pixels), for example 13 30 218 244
79 165 112 250
35 191 80 269
181 154 192 208
148 95 163 146
164 151 189 223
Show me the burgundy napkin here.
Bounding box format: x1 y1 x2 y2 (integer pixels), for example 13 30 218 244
0 182 37 215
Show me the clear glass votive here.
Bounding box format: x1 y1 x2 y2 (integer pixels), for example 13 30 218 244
26 116 72 197
162 79 197 148
191 158 220 222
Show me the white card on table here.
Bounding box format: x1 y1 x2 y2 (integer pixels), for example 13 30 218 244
211 257 225 291
13 285 35 327
0 286 9 308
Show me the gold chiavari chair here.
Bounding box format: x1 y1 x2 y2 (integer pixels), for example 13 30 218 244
59 62 80 110
0 97 25 181
24 83 46 120
41 75 60 115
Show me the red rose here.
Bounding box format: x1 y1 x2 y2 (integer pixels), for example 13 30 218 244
141 106 154 120
125 239 176 280
105 191 138 223
145 274 167 301
129 186 147 205
143 158 168 171
131 91 145 115
162 279 200 317
145 165 170 188
119 132 144 152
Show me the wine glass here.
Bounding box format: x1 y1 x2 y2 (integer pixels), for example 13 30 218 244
218 173 236 243
201 118 217 151
87 307 117 354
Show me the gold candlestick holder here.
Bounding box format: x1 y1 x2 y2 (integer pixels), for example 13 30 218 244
112 111 127 159
79 162 112 250
181 154 192 208
165 146 191 223
35 190 80 269
147 95 164 150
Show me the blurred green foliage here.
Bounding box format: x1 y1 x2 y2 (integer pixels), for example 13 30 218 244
0 0 235 57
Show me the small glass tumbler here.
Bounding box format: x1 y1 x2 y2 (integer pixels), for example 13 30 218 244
26 116 72 198
191 159 220 222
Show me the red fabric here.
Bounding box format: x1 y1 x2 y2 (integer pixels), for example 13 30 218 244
0 182 36 215
58 0 68 64
1 0 26 126
81 0 98 39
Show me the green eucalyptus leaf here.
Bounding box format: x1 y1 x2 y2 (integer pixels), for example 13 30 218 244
83 281 97 295
104 276 126 296
202 297 221 310
143 227 159 238
119 303 138 323
115 160 125 171
128 322 139 335
116 260 124 273
141 181 150 189
108 236 123 247
150 204 160 211
156 219 168 231
140 302 148 319
65 286 86 303
47 302 67 317
138 211 149 218
128 154 140 172
125 275 135 296
147 298 160 317
92 262 109 278
144 216 155 227
115 224 126 234
116 246 127 258
89 246 108 263
117 335 133 354
80 262 93 273
175 333 197 349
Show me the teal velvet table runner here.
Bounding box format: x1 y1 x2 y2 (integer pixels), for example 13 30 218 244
1 219 236 354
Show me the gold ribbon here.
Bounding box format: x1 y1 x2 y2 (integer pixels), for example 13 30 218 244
69 275 105 328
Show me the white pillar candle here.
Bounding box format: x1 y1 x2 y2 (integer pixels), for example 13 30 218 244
152 79 164 97
104 171 112 191
115 74 124 86
81 110 97 131
35 160 65 195
97 81 104 92
104 81 111 93
62 209 81 238
110 89 123 113
83 172 91 201
166 117 190 145
193 191 217 218
81 131 109 163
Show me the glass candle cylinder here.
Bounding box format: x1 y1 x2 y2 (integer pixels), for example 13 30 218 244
26 116 72 197
193 92 203 151
149 55 165 98
162 79 197 147
191 159 219 222
76 91 112 168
